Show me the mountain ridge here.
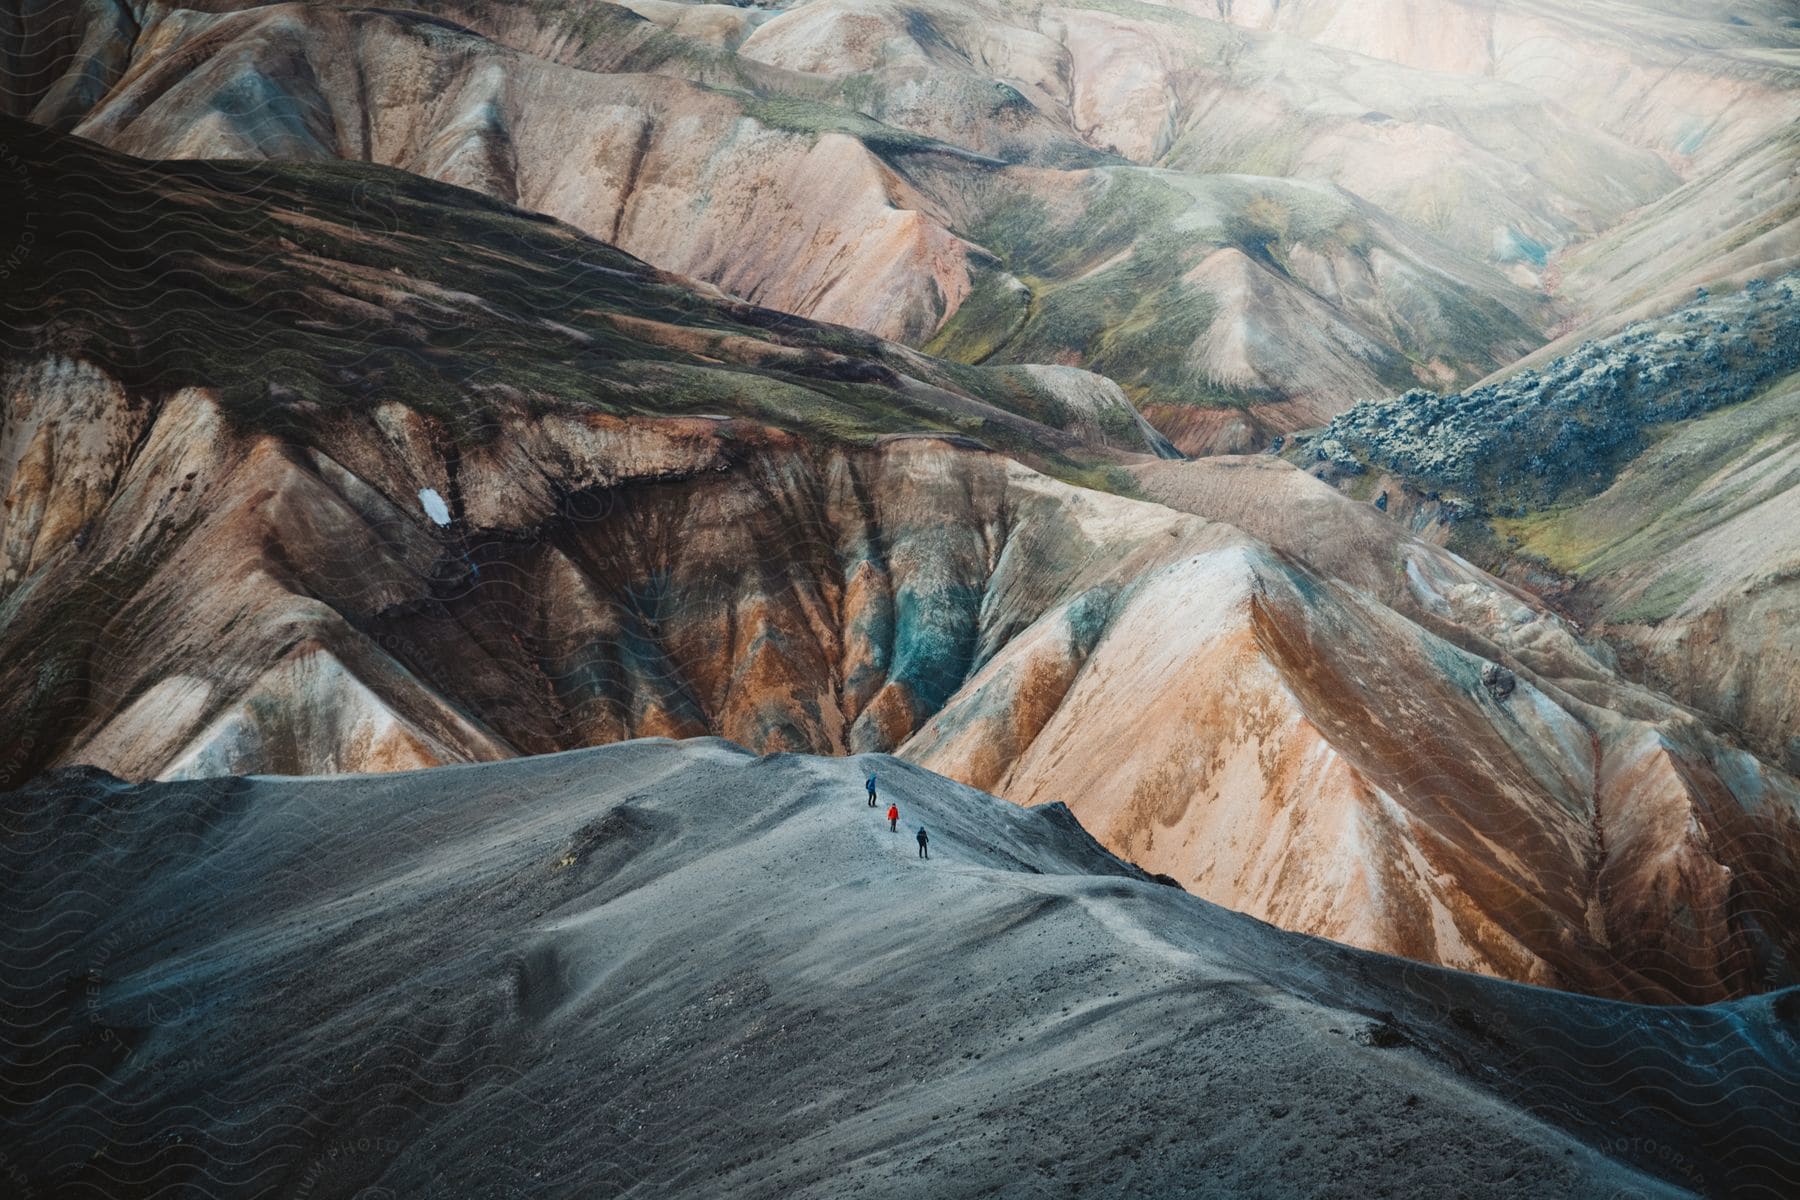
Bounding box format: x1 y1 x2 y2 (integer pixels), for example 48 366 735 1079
2 739 1796 1197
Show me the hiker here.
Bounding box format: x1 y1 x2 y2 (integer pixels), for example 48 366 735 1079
867 773 878 807
916 827 929 859
887 803 900 832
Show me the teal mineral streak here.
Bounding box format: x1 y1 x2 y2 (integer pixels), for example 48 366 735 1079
560 606 709 732
1064 586 1117 653
1498 227 1550 268
887 584 986 718
210 70 332 157
1274 558 1326 609
951 586 1119 725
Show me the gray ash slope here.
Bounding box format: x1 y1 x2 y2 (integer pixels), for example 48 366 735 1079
2 740 1797 1198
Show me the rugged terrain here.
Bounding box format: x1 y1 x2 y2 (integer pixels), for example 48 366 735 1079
3 740 1797 1198
11 0 1796 451
5 119 1800 1005
2 3 1798 1195
1308 281 1800 780
1499 370 1800 776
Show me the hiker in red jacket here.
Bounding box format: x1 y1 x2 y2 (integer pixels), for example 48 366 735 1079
887 804 899 832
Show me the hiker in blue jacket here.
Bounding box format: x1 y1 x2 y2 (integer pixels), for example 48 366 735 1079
916 827 929 860
867 773 879 807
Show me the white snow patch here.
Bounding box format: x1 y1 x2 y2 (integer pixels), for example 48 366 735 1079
419 487 452 526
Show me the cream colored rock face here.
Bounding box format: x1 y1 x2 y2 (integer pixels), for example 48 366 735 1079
1196 0 1800 170
0 359 146 588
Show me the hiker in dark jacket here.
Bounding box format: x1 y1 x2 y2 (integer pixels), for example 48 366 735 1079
916 827 929 859
887 803 900 832
867 773 878 807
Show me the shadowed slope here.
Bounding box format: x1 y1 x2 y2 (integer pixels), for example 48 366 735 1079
0 113 1162 793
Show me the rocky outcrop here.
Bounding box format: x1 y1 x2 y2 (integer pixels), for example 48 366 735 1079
1296 279 1800 830
1314 276 1800 510
1490 369 1800 778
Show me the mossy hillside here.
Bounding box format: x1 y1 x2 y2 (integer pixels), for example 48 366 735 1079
1204 178 1540 387
837 71 878 115
956 169 1466 405
969 169 1191 283
519 0 651 51
953 171 1221 399
1164 121 1309 181
516 0 760 84
986 366 1149 446
1003 266 1227 400
616 361 973 444
1491 371 1800 582
350 0 750 88
6 125 702 438
1607 568 1709 626
923 268 1032 364
742 96 945 158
